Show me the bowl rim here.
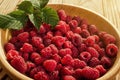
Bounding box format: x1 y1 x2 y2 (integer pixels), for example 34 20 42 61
0 3 120 80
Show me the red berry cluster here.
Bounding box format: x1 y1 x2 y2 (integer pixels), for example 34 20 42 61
4 9 118 80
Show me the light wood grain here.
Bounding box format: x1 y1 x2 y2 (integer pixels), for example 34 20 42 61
0 0 120 80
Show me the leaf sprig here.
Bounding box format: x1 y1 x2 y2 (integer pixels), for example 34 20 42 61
0 0 59 30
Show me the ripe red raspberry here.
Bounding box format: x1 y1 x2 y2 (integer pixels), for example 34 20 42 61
43 59 57 72
10 56 27 73
43 38 52 46
93 35 100 43
54 31 63 36
73 27 81 34
80 29 90 38
78 43 87 52
89 57 100 67
39 25 46 34
52 54 61 63
57 9 67 21
20 43 33 53
71 46 79 58
88 25 98 35
52 36 65 47
22 52 29 61
63 75 76 80
95 65 107 76
66 31 74 40
37 44 45 51
34 71 49 80
59 48 72 57
72 33 82 46
40 46 52 58
82 66 100 79
102 33 116 45
98 48 105 58
4 43 16 52
85 36 95 46
80 18 88 26
17 32 29 42
32 36 43 47
61 66 74 75
66 15 72 23
106 44 118 57
6 50 19 61
11 29 24 37
100 56 112 69
49 44 58 54
34 57 44 65
49 71 60 80
80 24 88 30
69 20 78 29
26 61 36 72
30 31 37 37
79 51 91 62
61 54 73 66
9 37 18 43
73 59 87 69
73 69 82 79
72 16 81 25
63 41 73 48
42 23 51 32
30 66 44 78
56 64 63 71
87 47 99 58
30 52 40 61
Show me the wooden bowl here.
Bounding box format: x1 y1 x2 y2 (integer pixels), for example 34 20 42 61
0 4 120 80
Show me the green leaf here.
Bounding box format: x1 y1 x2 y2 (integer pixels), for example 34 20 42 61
27 0 49 9
18 1 34 14
0 14 25 29
29 10 42 30
42 7 59 28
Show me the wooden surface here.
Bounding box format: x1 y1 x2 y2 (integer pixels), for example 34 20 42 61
0 0 120 80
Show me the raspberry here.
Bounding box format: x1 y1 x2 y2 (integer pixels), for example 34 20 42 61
49 44 58 54
72 33 82 46
98 48 105 58
4 43 16 52
10 56 27 73
11 29 24 37
61 66 74 75
102 33 116 45
14 42 23 50
66 31 74 40
80 18 88 26
71 46 79 58
63 75 76 80
40 46 52 58
30 66 44 78
17 32 29 42
61 54 73 66
72 16 81 25
80 24 88 30
22 53 29 61
106 44 118 57
39 25 46 34
34 71 49 80
88 25 98 35
34 57 43 65
66 15 72 23
30 31 37 37
69 20 78 29
9 37 18 43
89 57 100 67
49 71 60 80
30 52 40 61
78 43 87 52
100 56 112 69
80 29 90 38
93 35 99 43
32 36 43 47
85 36 95 46
43 59 57 72
52 36 65 47
82 66 100 80
42 23 51 32
57 9 67 21
6 50 19 61
73 27 81 34
79 51 91 62
54 31 63 36
52 54 61 63
87 47 99 58
37 44 45 51
56 64 63 71
26 61 36 72
73 59 87 69
63 41 73 48
73 69 82 79
59 48 72 57
95 65 107 76
20 43 33 53
43 38 52 46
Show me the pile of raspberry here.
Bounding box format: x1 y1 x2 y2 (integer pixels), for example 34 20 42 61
4 9 118 80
